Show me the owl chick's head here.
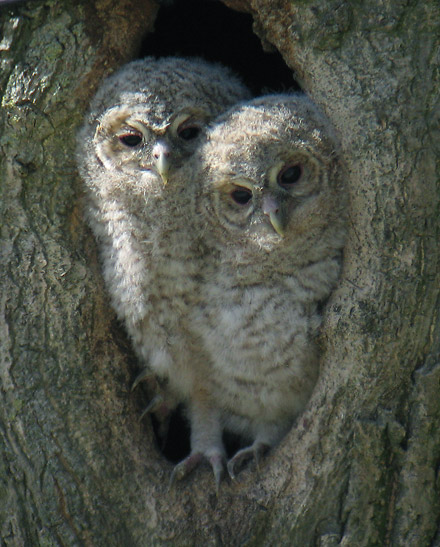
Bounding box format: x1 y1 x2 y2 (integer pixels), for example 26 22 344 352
81 57 251 186
197 94 346 261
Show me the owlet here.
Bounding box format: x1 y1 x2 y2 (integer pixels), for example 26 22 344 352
76 56 251 435
171 94 347 484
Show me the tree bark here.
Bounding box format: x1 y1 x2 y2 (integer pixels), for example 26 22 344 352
1 0 439 545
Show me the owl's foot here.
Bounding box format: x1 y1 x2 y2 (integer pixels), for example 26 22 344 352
170 450 225 492
227 441 270 480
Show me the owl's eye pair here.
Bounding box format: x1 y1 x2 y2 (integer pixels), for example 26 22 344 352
119 131 143 147
229 163 302 206
119 125 200 147
277 164 302 188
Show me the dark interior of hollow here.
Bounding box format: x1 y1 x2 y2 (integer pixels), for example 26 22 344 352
137 0 299 465
139 0 299 96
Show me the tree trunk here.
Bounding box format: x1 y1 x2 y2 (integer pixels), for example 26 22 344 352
1 0 439 545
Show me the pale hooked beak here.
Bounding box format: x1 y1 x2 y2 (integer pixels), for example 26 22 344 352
262 194 285 237
152 141 171 185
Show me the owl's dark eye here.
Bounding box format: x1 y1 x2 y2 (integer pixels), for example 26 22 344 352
278 164 302 187
119 132 142 147
177 125 201 141
230 188 252 205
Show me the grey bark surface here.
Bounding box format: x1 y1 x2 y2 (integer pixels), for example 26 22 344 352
1 0 439 545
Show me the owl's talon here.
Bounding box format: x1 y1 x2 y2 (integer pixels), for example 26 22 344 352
170 452 203 487
169 450 225 490
139 394 165 420
132 370 175 427
131 368 155 392
227 442 269 480
210 453 224 494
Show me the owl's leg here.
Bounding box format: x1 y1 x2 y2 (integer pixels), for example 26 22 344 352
170 399 225 491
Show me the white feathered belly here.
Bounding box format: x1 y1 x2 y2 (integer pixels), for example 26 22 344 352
199 286 320 429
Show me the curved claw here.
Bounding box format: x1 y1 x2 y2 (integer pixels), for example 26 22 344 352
138 395 172 445
227 442 270 480
169 450 225 493
131 368 155 392
210 452 224 494
170 452 203 486
139 394 165 421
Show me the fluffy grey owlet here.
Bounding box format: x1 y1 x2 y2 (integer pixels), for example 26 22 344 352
170 94 347 484
76 56 251 440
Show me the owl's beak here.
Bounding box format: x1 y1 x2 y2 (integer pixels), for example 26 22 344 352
262 195 286 237
152 141 171 185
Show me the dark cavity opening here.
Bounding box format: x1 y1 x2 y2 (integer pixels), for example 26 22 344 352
139 0 299 95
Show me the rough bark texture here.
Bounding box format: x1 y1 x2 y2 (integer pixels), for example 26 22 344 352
1 0 439 545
